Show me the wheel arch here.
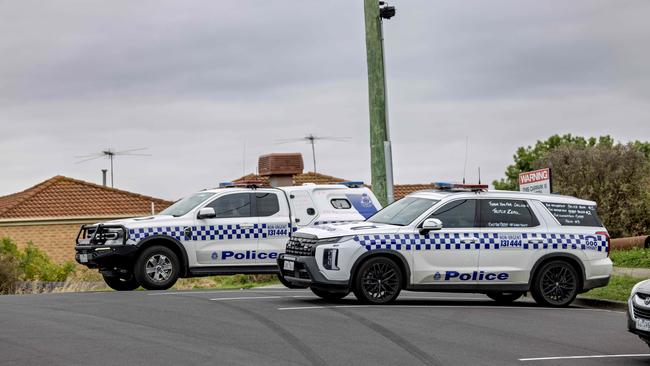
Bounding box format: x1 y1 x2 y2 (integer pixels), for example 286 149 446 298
529 252 586 291
348 250 411 290
136 235 190 277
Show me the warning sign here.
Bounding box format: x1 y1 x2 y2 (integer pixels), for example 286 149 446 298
519 168 551 194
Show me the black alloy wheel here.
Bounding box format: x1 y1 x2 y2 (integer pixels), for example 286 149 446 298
531 260 579 307
353 257 402 304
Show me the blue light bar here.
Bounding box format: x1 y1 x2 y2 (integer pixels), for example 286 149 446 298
339 181 365 188
219 182 235 188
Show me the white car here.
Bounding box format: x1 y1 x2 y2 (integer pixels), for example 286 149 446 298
75 183 381 291
278 183 612 307
627 279 650 347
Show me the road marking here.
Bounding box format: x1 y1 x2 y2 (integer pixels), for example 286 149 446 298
519 354 650 362
278 305 623 312
210 295 314 301
148 289 310 296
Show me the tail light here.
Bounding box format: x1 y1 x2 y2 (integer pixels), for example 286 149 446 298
596 231 610 257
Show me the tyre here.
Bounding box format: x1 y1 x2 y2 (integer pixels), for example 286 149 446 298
352 257 402 304
102 274 140 291
531 260 579 307
310 287 349 301
134 246 180 290
486 292 524 304
277 274 309 289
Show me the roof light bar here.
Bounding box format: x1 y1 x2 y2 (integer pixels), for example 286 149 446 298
433 182 488 191
339 181 365 188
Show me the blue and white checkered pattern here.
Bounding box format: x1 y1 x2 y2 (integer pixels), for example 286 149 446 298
128 223 281 242
191 224 265 241
129 226 185 241
354 232 609 253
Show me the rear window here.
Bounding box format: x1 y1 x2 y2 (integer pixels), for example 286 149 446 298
331 198 352 209
543 202 603 227
480 199 539 228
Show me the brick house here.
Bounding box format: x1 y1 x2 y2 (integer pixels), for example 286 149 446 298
0 176 172 262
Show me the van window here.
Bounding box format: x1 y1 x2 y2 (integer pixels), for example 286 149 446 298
331 198 352 209
428 199 478 228
480 199 539 228
543 202 603 227
256 193 280 217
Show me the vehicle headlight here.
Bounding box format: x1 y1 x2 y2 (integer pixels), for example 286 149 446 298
323 248 339 270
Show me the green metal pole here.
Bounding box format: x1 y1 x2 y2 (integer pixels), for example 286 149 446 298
364 0 389 206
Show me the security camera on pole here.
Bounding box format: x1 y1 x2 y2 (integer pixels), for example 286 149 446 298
364 0 396 206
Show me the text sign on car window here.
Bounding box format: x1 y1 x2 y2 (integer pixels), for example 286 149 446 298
543 202 601 227
519 168 551 194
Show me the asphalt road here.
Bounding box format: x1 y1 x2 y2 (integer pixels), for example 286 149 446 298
1 288 648 366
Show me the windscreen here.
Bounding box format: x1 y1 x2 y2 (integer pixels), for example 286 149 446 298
367 197 438 226
160 192 216 217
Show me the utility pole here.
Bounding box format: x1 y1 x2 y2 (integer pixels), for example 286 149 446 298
364 0 395 206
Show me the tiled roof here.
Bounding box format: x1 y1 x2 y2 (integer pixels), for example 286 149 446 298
393 184 436 200
0 176 173 219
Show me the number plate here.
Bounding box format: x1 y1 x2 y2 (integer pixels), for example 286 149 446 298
637 318 650 332
283 259 295 271
79 254 88 263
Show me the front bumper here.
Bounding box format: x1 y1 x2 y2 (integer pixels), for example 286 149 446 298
75 244 139 270
278 254 349 293
627 295 650 344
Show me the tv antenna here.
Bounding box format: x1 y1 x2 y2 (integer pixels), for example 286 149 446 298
275 134 349 173
75 147 151 188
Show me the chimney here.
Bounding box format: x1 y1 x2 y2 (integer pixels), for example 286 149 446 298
101 169 108 187
258 153 304 187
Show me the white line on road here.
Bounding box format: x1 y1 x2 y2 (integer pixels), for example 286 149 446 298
519 354 650 362
148 289 310 296
210 295 314 301
278 305 624 312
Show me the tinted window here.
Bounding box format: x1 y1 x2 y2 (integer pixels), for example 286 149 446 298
428 200 478 228
480 199 539 228
206 193 251 218
367 197 438 226
256 193 280 216
543 202 603 227
331 199 352 209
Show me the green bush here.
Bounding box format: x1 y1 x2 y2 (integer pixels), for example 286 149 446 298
0 237 76 286
610 248 650 268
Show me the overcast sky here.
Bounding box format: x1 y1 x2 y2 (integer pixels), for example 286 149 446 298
1 0 649 200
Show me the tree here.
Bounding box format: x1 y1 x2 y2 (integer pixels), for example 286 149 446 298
493 134 615 191
534 144 650 238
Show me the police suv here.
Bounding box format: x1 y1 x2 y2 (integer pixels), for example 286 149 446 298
278 183 612 307
75 183 380 291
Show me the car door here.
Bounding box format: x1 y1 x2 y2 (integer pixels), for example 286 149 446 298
411 199 480 286
477 198 546 285
255 191 291 265
194 192 259 266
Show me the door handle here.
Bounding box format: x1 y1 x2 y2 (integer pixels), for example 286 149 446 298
461 238 477 244
526 239 544 244
240 223 255 229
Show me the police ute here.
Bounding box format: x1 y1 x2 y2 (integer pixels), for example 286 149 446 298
278 183 612 307
75 182 380 291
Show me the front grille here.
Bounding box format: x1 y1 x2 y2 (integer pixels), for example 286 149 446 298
632 304 650 319
285 236 318 256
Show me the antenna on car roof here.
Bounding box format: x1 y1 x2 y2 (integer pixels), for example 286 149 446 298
478 166 481 185
462 136 469 184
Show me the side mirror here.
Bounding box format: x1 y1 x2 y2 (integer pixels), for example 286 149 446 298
421 218 443 233
197 207 216 219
